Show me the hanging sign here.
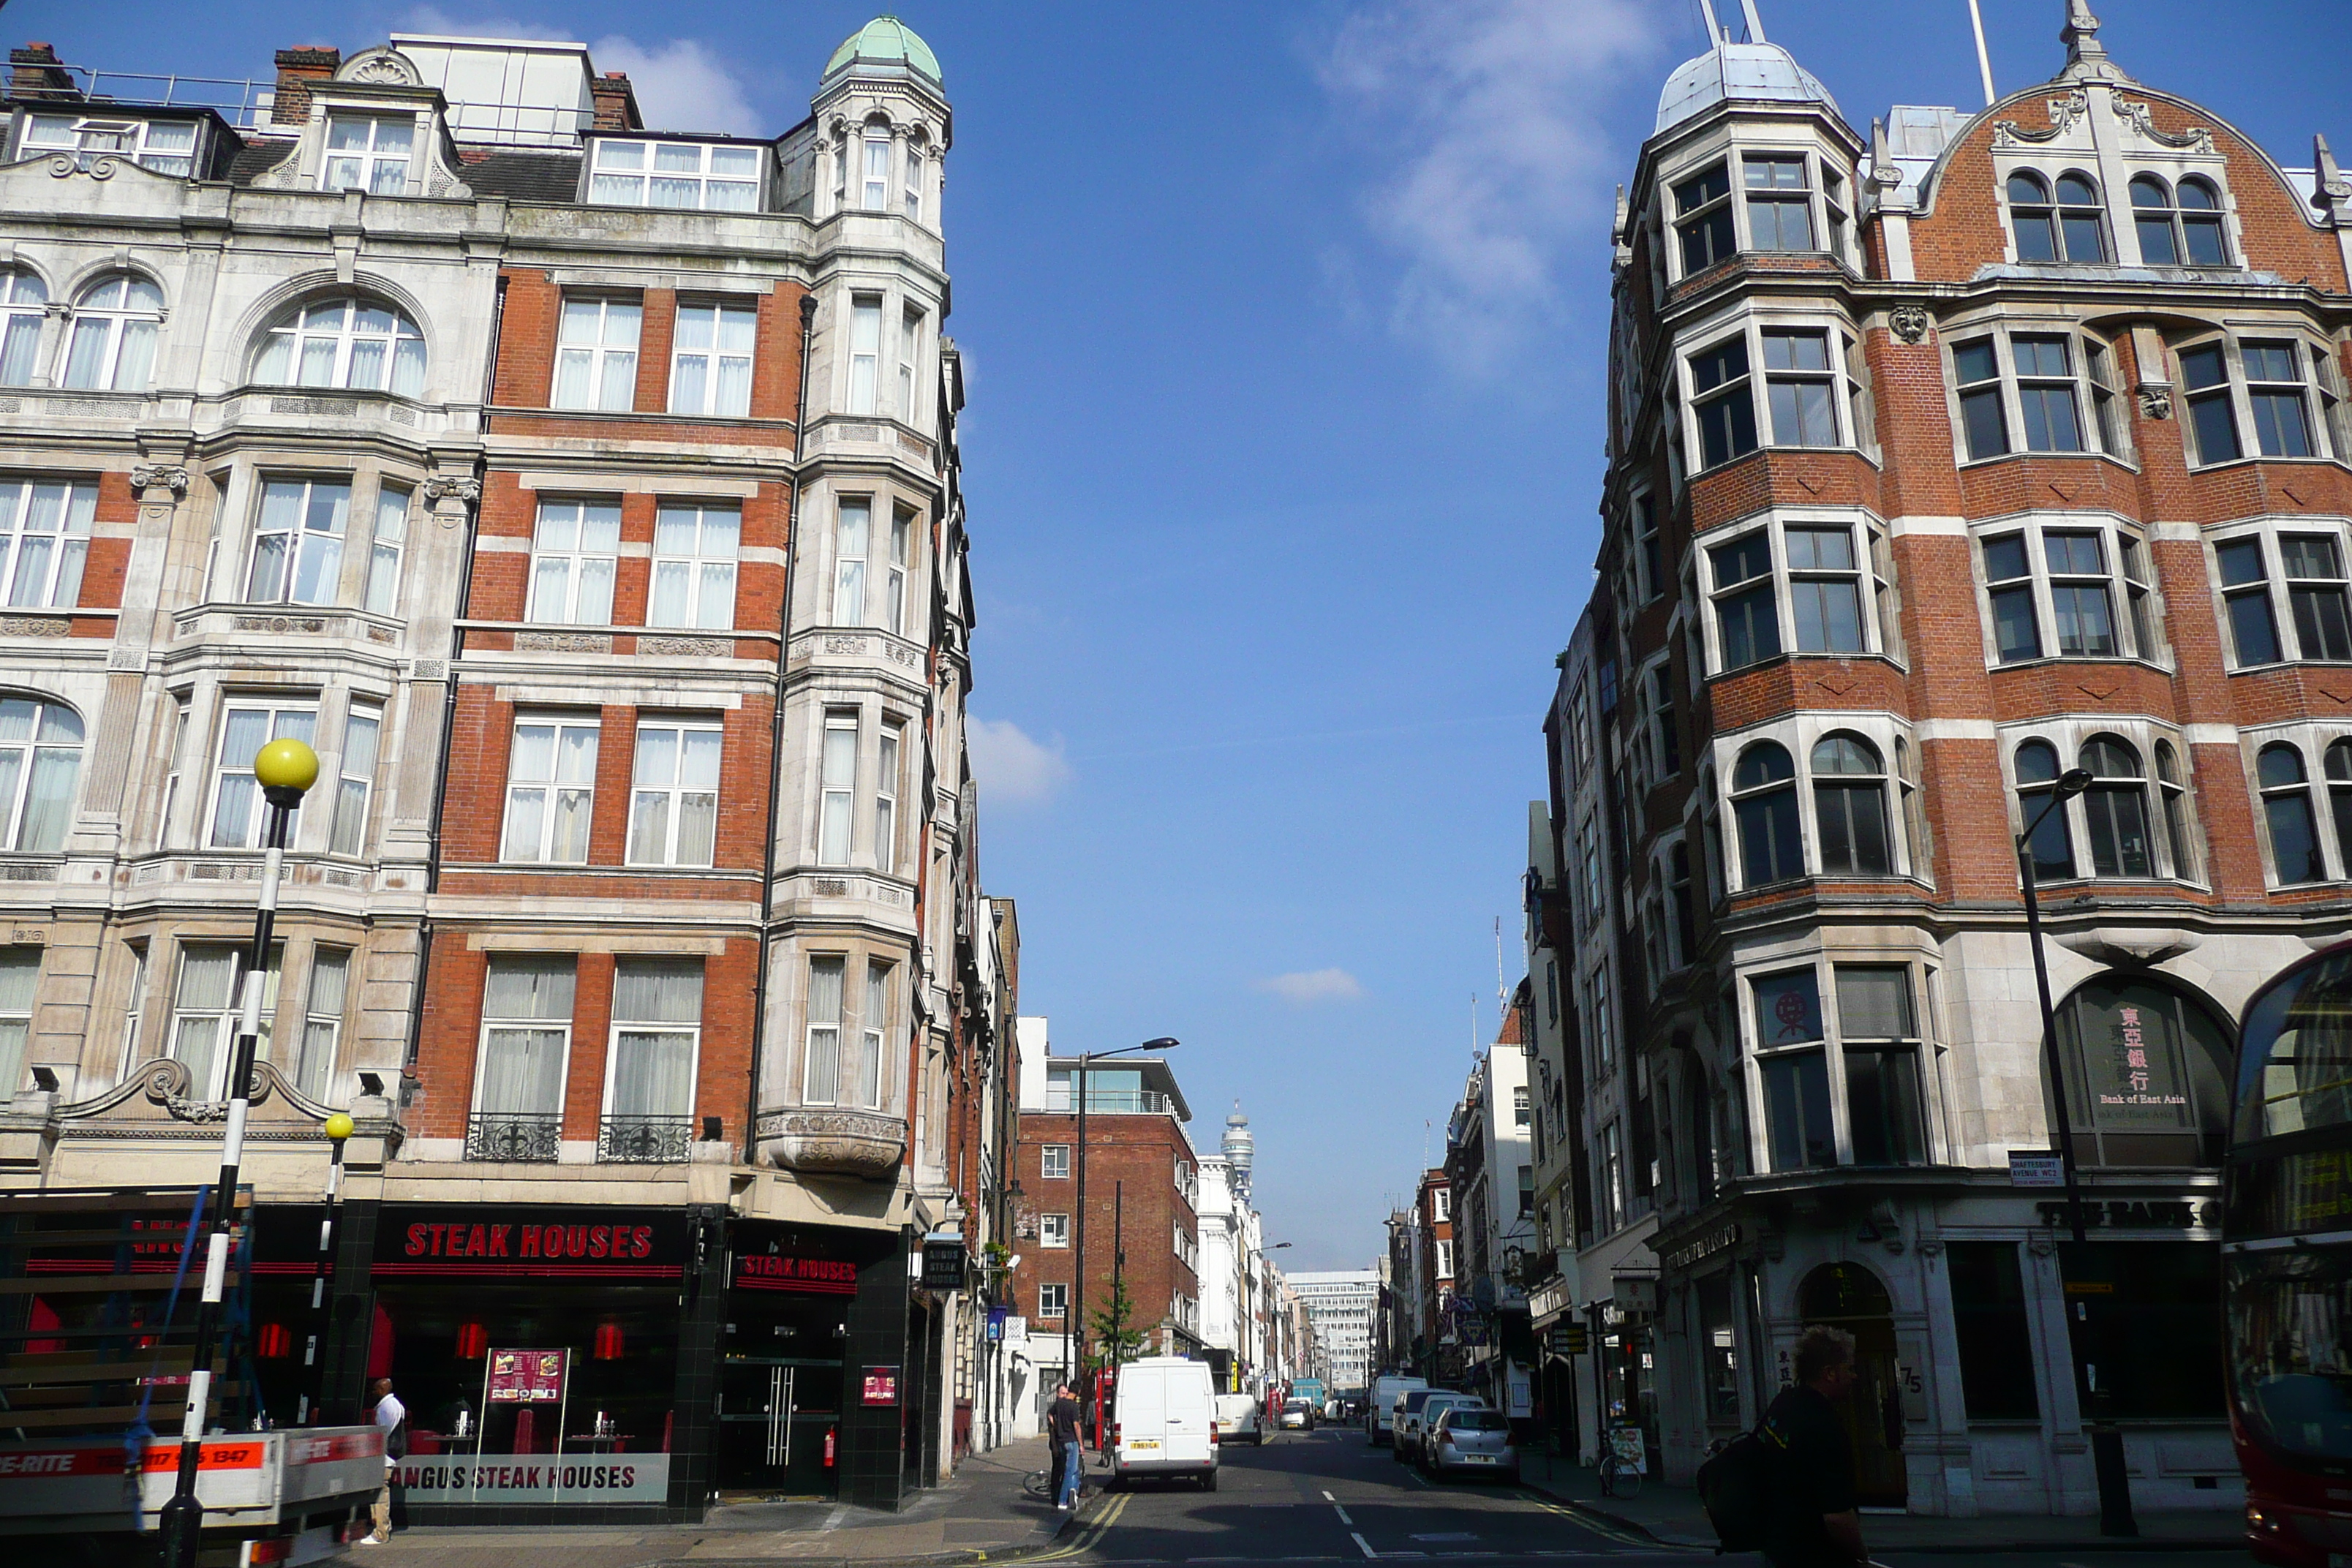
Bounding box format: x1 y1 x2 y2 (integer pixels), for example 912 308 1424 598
485 1348 566 1403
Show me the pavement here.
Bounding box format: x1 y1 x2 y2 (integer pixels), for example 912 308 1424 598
1507 1440 2249 1555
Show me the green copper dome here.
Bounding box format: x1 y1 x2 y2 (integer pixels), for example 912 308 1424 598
824 16 942 89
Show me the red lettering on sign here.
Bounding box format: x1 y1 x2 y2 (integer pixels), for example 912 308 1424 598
519 1226 540 1259
429 1224 448 1256
635 1226 652 1258
465 1225 485 1258
406 1224 428 1258
565 1225 588 1258
489 1225 510 1258
589 1226 610 1259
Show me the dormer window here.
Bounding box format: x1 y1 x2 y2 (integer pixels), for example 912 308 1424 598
1744 156 1813 251
2130 175 2229 267
1674 163 1735 274
2007 171 2107 263
20 113 197 177
321 116 413 195
588 140 759 211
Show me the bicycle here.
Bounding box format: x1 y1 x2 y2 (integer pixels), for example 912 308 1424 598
1597 1451 1643 1499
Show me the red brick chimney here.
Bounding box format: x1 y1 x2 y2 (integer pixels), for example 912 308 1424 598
9 42 82 101
588 72 641 132
271 46 341 128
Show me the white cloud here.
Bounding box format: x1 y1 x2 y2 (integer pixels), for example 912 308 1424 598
1255 968 1366 1005
1319 0 1663 374
966 717 1073 807
589 35 760 137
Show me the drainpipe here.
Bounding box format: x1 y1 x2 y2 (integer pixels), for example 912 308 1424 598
745 290 816 1163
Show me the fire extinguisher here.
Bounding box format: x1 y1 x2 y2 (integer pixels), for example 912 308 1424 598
824 1427 837 1467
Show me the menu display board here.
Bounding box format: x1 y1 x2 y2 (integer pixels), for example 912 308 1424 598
485 1349 566 1403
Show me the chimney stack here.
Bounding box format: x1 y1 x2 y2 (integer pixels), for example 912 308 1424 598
589 72 641 132
271 46 342 128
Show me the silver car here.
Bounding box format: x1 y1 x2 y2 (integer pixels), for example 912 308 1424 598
1422 1407 1519 1482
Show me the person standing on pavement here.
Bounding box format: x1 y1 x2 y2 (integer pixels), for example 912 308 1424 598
359 1376 407 1546
1762 1325 1867 1568
1048 1381 1084 1512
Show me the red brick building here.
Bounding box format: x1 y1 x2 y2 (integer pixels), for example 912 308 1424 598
1535 4 2349 1518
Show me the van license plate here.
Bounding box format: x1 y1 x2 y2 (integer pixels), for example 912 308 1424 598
1467 1455 1493 1463
1131 1439 1159 1450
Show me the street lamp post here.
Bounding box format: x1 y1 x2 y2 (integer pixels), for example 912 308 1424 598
2016 766 2136 1538
297 1111 355 1425
1071 1037 1176 1450
159 738 317 1568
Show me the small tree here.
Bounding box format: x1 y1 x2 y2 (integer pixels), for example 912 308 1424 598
1090 1278 1149 1368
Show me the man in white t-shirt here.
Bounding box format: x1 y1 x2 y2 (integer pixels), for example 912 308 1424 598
361 1377 406 1545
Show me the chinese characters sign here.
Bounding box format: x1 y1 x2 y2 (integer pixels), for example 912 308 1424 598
2077 998 2190 1130
486 1349 566 1403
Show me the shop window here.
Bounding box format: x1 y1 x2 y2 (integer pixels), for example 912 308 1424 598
1948 1241 2039 1419
603 957 701 1163
2050 976 2233 1168
468 956 574 1161
2062 1241 2224 1418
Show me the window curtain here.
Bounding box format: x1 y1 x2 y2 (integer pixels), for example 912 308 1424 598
610 960 700 1117
171 946 279 1100
859 962 888 1109
0 947 35 1096
299 948 350 1101
804 957 844 1104
478 957 573 1114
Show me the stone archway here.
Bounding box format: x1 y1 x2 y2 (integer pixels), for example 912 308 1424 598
1798 1261 1907 1508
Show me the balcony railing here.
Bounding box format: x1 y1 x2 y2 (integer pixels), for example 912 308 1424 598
598 1114 693 1164
1041 1088 1175 1115
465 1111 561 1163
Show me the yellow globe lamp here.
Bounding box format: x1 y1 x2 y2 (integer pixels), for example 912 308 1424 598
324 1112 355 1142
253 737 320 799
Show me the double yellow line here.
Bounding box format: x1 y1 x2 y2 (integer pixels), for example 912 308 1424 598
1030 1490 1134 1561
1514 1489 1655 1550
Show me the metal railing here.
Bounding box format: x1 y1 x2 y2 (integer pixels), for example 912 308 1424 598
464 1111 561 1162
1041 1088 1175 1115
598 1114 693 1164
20 61 595 142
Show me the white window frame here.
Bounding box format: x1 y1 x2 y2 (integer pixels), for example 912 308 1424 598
668 300 756 417
833 495 872 625
874 720 902 876
846 295 881 414
20 113 197 176
320 114 413 195
2002 719 2201 886
1679 312 1866 474
1698 513 1893 674
0 693 81 854
1041 1143 1071 1180
861 134 892 211
2209 519 2352 668
0 480 95 611
856 962 890 1111
252 299 424 397
2239 724 2352 886
586 138 760 211
1039 1281 1068 1320
295 944 350 1102
470 955 574 1118
1431 1188 1450 1223
648 501 739 630
903 142 926 223
206 701 316 850
1708 714 1926 894
1738 953 1942 1174
887 506 913 636
1741 151 1818 255
818 710 859 865
61 274 164 393
897 306 923 422
2124 167 2236 268
554 296 641 413
626 715 723 867
364 483 407 617
1041 1213 1070 1248
526 499 622 625
168 941 282 1101
1943 323 2127 464
1971 514 2163 668
246 476 350 608
330 702 380 857
601 957 703 1123
1664 143 1851 284
500 714 599 865
0 270 47 386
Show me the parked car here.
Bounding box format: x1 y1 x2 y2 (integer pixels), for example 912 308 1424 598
1388 1388 1446 1461
1112 1357 1219 1490
1397 1391 1485 1462
1279 1398 1314 1430
1367 1375 1425 1446
1214 1392 1265 1446
1422 1406 1520 1482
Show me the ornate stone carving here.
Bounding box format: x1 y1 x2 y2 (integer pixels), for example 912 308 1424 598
639 635 730 657
423 476 481 505
233 615 328 634
2116 100 2212 152
756 1108 908 1180
824 635 870 655
2137 383 2174 420
1991 91 2087 148
129 464 190 496
0 617 69 637
1888 305 1933 345
411 658 448 680
339 48 422 86
270 396 359 417
515 631 611 652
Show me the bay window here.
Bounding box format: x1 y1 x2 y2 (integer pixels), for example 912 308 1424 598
2212 523 2352 666
818 711 858 864
875 722 902 875
365 485 407 617
0 696 83 853
246 478 349 606
1752 968 1833 1169
2013 730 2193 882
0 948 33 1099
252 298 424 397
1749 960 1931 1173
834 497 871 624
2246 341 2318 459
1705 517 1888 672
1673 162 1735 274
2258 742 2325 884
296 946 349 1102
2179 336 2344 467
847 295 881 414
1691 336 1757 469
1812 734 1893 875
208 702 315 849
1730 741 1801 886
170 942 281 1102
1744 154 1814 251
1687 318 1864 472
330 704 379 857
2244 731 2352 886
1763 329 1836 446
1949 326 2124 461
802 954 886 1110
887 507 913 636
1837 965 1926 1166
1710 531 1777 669
1975 519 2162 665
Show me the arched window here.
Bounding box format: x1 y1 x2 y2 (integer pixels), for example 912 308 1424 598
2051 976 2232 1166
2259 742 2324 883
1733 741 1801 886
0 271 46 386
2326 740 2352 872
2130 175 2181 264
2053 172 2108 262
1812 734 1892 875
2176 178 2228 265
2155 740 2194 880
252 298 424 396
2008 173 2057 262
2133 174 2229 267
63 274 162 392
2081 735 2155 877
0 696 83 853
2015 739 2074 877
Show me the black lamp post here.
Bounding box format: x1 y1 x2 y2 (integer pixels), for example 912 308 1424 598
1071 1037 1177 1449
159 737 318 1568
296 1111 354 1425
2016 765 2136 1538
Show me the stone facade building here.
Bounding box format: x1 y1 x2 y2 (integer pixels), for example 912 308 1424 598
1536 2 2350 1519
0 17 1017 1517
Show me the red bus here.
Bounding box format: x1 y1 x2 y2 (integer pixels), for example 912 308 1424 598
2228 944 2352 1566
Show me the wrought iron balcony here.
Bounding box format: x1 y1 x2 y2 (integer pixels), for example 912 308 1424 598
464 1111 562 1162
598 1114 693 1164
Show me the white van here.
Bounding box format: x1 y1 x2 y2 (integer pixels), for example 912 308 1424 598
1112 1357 1219 1490
1214 1392 1265 1446
1366 1373 1427 1446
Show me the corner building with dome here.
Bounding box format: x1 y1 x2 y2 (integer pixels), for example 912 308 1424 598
1523 3 2351 1518
0 16 1024 1518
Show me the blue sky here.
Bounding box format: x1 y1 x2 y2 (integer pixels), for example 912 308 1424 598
27 0 2346 1269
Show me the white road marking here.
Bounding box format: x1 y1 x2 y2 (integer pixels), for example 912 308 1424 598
1350 1534 1378 1560
1322 1491 1336 1501
1409 1535 1475 1542
821 1505 850 1531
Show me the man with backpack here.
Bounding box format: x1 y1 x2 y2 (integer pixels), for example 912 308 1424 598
1697 1324 1868 1567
